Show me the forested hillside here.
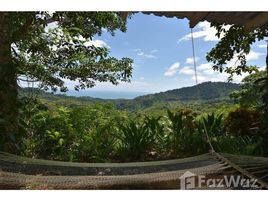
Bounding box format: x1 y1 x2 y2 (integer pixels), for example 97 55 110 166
14 71 268 163
20 81 240 111
115 82 239 110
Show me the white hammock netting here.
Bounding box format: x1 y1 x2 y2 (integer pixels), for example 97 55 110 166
0 151 268 189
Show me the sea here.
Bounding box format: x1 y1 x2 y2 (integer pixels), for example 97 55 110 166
65 90 149 99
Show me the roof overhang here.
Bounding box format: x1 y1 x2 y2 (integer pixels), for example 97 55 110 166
122 12 268 31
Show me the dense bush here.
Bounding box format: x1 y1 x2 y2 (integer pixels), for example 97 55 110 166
18 99 127 162
116 119 155 161
16 97 266 162
224 107 260 136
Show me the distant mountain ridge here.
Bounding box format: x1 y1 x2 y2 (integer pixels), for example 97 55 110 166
20 81 240 111
139 81 239 101
113 81 239 110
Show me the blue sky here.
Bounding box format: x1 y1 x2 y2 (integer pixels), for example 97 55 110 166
73 12 267 93
20 12 267 95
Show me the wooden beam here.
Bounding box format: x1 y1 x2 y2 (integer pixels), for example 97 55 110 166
244 12 268 31
143 12 268 31
204 13 246 26
189 12 210 28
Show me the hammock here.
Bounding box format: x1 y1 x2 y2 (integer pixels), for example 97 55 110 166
0 151 267 189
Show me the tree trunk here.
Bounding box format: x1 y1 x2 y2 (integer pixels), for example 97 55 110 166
0 13 18 153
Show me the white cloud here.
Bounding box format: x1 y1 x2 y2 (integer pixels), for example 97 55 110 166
202 68 215 75
197 63 212 71
46 22 58 31
246 50 265 61
180 61 251 84
164 62 180 76
144 54 156 59
180 63 215 76
44 29 110 50
181 63 252 83
260 66 266 71
179 66 195 75
137 52 156 58
139 77 145 80
226 55 240 68
191 71 227 83
258 44 267 48
135 49 158 59
232 73 249 83
101 28 108 32
84 39 110 48
210 74 228 82
178 21 231 42
185 57 199 64
191 75 206 82
226 50 264 68
150 49 158 54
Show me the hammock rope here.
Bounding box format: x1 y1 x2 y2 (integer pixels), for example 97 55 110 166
0 150 268 189
190 27 215 154
191 28 198 85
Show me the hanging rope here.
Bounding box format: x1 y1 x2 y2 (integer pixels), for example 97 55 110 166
190 28 198 85
202 120 215 153
190 27 215 153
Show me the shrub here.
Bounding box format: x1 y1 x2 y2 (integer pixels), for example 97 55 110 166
224 107 260 136
77 124 117 162
197 112 224 137
116 120 155 161
166 109 197 157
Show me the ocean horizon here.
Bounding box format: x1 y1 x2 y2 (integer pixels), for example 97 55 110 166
65 90 150 99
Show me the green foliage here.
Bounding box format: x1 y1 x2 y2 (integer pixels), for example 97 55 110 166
16 89 267 162
19 82 239 117
207 23 267 79
166 109 184 156
5 12 133 92
114 82 239 111
212 135 261 156
230 71 266 108
2 12 268 158
18 97 48 155
224 107 260 136
77 124 117 162
226 71 268 156
116 119 156 161
18 98 126 161
197 111 262 156
25 106 77 160
70 103 125 162
205 24 268 141
166 109 198 156
0 12 133 152
143 116 166 158
198 112 224 137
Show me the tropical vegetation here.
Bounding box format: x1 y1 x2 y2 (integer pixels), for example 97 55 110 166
0 12 268 163
11 76 268 162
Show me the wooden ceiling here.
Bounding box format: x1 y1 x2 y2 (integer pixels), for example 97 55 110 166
139 12 268 31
